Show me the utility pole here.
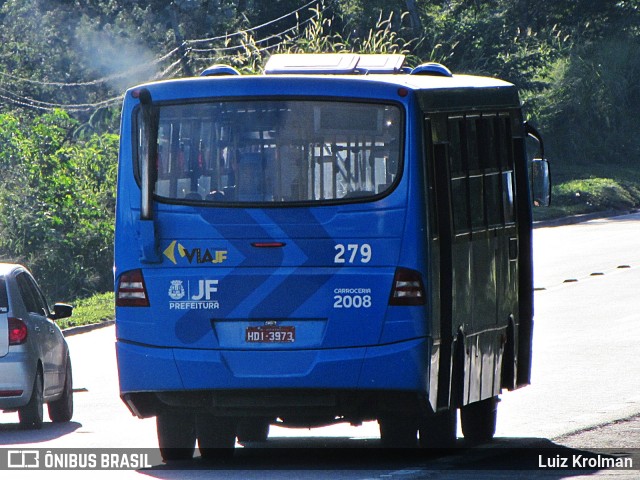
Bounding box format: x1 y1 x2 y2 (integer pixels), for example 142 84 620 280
169 1 194 77
405 0 423 35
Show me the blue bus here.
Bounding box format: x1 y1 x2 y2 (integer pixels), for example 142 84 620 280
114 54 549 459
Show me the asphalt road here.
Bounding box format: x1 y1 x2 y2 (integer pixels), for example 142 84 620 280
2 212 640 478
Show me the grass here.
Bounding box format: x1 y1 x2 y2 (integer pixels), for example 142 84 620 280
59 291 114 330
533 161 640 222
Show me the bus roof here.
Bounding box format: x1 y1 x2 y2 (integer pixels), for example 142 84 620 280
127 54 520 111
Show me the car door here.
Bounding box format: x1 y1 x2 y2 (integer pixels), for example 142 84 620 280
15 272 63 396
31 278 66 394
31 278 67 393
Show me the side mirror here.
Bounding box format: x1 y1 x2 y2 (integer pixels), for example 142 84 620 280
137 88 158 221
52 303 73 320
531 158 551 207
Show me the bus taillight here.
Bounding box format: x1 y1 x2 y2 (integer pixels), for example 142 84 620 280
389 268 426 306
116 269 150 307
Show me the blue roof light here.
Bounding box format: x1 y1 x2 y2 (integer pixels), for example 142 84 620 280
200 65 241 77
410 63 453 77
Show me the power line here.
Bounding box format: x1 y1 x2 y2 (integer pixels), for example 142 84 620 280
188 8 324 54
0 86 122 112
189 25 302 54
186 0 319 46
0 1 329 112
0 1 325 89
0 47 181 88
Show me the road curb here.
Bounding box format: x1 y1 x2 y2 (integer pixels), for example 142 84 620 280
63 320 114 337
534 209 637 228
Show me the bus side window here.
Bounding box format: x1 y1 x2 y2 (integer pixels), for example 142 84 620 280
466 117 480 172
481 115 505 228
448 118 470 235
447 113 518 232
502 171 515 224
465 118 485 231
469 175 485 231
499 115 516 224
483 173 499 227
479 116 498 170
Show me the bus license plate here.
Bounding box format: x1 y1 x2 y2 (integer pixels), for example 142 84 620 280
246 326 295 343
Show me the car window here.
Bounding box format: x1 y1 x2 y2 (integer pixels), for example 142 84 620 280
0 277 7 314
16 272 48 316
29 276 51 316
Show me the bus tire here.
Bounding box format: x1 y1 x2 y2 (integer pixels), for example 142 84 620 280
378 415 418 448
197 414 237 461
460 396 498 444
237 418 270 444
418 409 457 449
157 411 196 462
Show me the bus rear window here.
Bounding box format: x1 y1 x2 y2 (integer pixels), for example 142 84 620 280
137 100 402 204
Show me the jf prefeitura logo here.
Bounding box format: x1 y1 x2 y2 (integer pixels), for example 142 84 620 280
168 279 220 310
163 240 228 265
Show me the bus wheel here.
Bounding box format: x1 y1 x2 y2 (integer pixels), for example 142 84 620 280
197 414 237 461
157 411 196 462
378 415 418 448
237 418 270 444
418 409 457 449
460 396 498 444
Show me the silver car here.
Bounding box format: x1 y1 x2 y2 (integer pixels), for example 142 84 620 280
0 263 74 429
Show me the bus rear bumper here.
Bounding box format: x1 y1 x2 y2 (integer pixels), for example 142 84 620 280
117 337 431 416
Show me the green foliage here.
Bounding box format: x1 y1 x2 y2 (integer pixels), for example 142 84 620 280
0 110 117 301
276 5 412 57
281 3 347 54
57 291 114 330
533 159 640 221
209 2 414 74
538 38 640 165
555 178 640 211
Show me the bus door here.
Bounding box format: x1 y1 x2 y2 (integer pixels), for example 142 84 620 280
428 112 518 409
426 114 456 411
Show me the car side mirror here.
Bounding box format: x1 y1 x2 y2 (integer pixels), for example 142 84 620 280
52 303 73 320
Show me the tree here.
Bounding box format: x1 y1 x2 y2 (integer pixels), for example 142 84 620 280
537 38 640 167
0 110 117 300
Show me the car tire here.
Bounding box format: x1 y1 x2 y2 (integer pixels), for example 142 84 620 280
48 358 74 423
19 368 44 430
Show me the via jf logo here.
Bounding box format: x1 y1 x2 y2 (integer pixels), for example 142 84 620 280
163 240 228 265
